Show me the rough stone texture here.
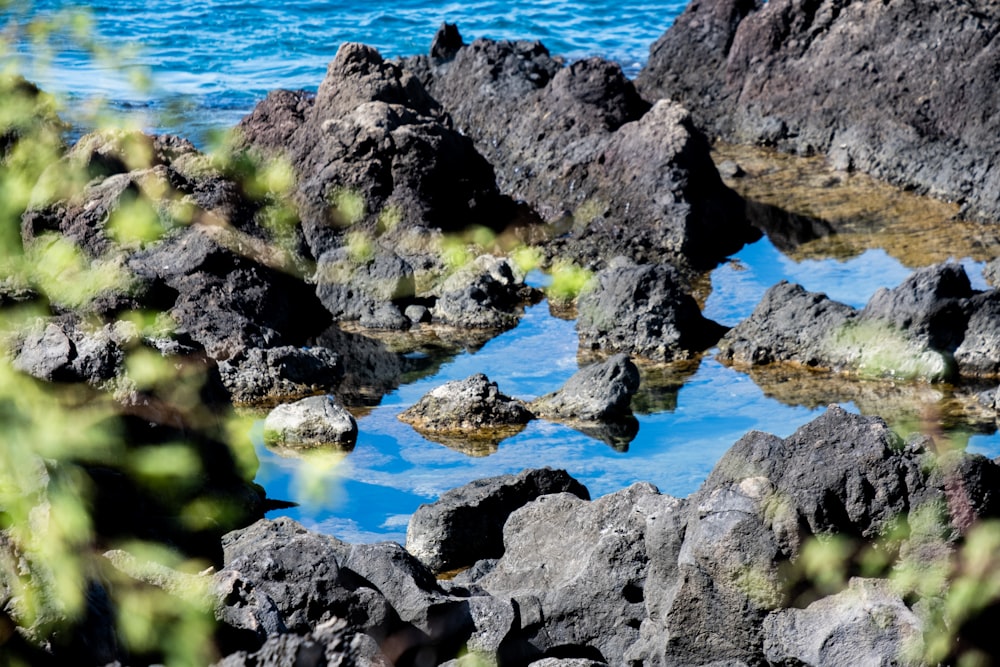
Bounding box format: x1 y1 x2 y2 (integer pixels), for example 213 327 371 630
12 317 124 384
314 248 416 326
332 541 473 650
763 578 924 667
236 42 512 261
717 280 857 368
637 0 1000 222
405 468 590 574
397 373 533 436
432 255 536 330
129 224 328 361
213 618 388 667
218 518 402 647
217 345 343 406
954 290 1000 376
719 263 1000 381
530 353 640 422
576 259 728 362
262 395 358 450
477 484 658 665
405 33 754 270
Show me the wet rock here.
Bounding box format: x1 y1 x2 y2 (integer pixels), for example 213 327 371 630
262 395 357 450
405 468 590 574
217 345 343 406
576 259 727 362
637 0 1000 222
236 42 513 261
398 373 533 439
762 578 924 667
530 353 640 422
407 35 753 269
476 483 657 665
432 255 537 330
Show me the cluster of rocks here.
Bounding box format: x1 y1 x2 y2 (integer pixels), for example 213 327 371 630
718 262 1000 382
636 0 1000 222
204 406 1000 666
398 353 641 450
7 2 1000 663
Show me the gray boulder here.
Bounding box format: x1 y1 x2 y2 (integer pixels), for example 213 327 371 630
217 345 343 406
314 247 415 326
576 259 727 362
406 32 753 269
262 395 358 450
12 317 124 384
530 353 640 422
637 0 1000 222
214 618 387 667
763 578 924 667
236 42 512 261
130 224 327 361
217 518 402 651
719 263 994 382
476 484 659 665
405 468 590 574
397 373 533 442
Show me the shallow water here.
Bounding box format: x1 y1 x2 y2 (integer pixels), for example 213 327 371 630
11 2 1000 544
255 226 1000 545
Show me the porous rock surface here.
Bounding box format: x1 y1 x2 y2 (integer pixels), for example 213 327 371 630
404 29 755 270
217 345 343 405
397 373 533 437
576 259 728 362
719 262 1000 381
236 41 513 262
637 0 1000 222
529 353 640 422
406 468 589 575
207 405 1000 665
262 395 358 450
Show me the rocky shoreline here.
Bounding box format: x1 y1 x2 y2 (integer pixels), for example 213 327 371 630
4 1 1000 664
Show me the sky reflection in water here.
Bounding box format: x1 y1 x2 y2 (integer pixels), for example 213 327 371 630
255 236 1000 545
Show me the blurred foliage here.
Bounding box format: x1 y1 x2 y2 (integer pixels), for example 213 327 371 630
0 7 278 665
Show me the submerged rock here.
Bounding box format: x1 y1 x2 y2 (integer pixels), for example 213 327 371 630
638 0 1000 222
262 395 358 450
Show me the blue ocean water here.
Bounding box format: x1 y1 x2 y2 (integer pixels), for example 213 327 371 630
13 0 685 144
9 2 1000 544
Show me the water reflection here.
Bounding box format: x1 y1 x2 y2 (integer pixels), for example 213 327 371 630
253 147 1000 545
